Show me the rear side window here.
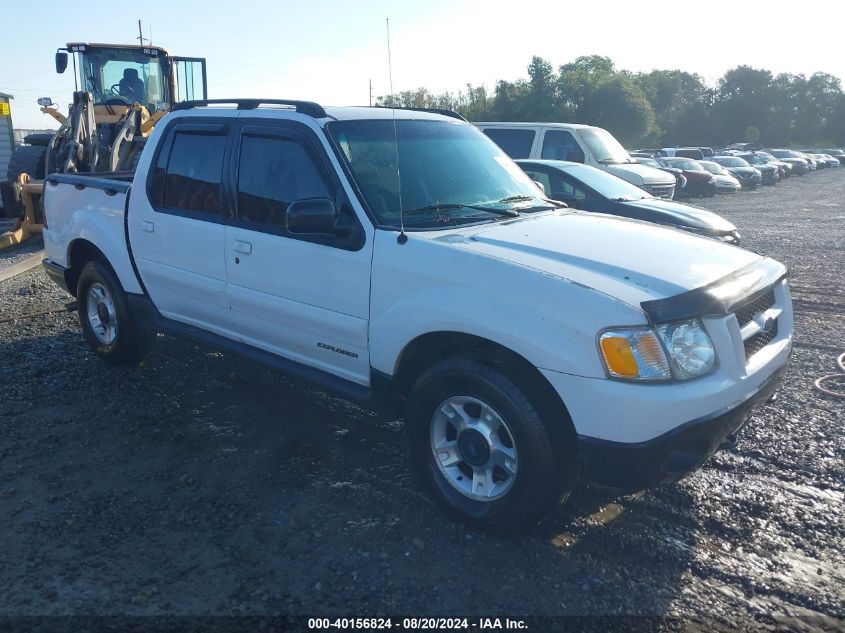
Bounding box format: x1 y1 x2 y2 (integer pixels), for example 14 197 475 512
236 135 331 227
541 130 585 163
150 130 226 215
481 128 536 158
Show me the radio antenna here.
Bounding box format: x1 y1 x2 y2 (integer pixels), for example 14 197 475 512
386 18 407 245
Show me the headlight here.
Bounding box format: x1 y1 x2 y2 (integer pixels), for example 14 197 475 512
599 328 671 380
655 320 716 379
598 320 716 382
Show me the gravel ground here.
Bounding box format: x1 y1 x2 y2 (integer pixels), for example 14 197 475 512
0 170 842 631
0 228 44 274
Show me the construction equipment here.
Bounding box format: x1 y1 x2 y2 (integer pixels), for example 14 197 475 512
0 173 43 250
2 40 206 250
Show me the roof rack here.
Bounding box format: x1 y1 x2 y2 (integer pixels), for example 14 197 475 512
171 99 328 118
373 105 467 122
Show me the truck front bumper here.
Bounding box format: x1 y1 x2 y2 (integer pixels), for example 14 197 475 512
576 365 785 491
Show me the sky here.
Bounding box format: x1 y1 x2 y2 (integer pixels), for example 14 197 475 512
3 0 845 130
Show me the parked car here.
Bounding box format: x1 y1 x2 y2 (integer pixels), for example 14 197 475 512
674 147 705 160
632 156 687 198
735 153 780 185
767 149 810 175
476 122 677 199
516 159 740 243
41 99 792 530
633 148 669 158
699 161 741 193
814 153 840 168
757 151 792 178
710 156 763 188
820 149 845 165
724 142 764 151
657 157 717 197
797 152 818 170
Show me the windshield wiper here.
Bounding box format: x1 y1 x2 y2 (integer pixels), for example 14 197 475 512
498 195 535 204
401 203 519 219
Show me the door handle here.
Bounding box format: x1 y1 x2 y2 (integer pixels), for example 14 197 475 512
141 221 154 233
233 240 252 255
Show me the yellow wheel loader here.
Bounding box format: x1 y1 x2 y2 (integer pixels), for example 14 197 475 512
1 42 207 249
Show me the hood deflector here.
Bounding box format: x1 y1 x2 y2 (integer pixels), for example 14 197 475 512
640 258 787 323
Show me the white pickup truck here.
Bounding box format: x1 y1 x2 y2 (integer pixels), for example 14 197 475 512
42 99 793 530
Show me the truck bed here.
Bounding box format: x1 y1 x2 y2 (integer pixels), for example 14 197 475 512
43 171 144 296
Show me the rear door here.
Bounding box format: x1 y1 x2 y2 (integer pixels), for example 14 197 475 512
479 127 538 158
223 120 372 385
128 120 235 333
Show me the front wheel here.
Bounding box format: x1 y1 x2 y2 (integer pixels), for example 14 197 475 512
77 260 153 365
405 355 577 531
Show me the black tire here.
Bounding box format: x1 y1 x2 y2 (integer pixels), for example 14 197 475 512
76 260 154 365
124 139 146 172
405 355 577 531
6 145 47 182
23 133 54 147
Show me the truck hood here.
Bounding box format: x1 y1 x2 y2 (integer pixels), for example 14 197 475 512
604 162 675 186
432 212 761 311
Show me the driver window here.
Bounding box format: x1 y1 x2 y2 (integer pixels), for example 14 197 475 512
523 170 551 196
552 174 587 205
541 130 586 163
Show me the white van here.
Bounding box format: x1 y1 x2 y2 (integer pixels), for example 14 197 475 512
476 122 676 199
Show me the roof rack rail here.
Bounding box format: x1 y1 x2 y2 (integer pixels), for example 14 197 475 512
373 105 467 122
171 99 328 118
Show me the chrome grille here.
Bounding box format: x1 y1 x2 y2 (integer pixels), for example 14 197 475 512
646 184 675 199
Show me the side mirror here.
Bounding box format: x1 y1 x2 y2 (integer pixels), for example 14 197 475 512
55 52 68 74
286 198 336 234
37 97 54 108
532 180 546 194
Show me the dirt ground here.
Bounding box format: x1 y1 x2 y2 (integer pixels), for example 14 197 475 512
0 169 842 631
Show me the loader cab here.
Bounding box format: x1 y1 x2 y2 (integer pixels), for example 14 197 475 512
57 43 207 114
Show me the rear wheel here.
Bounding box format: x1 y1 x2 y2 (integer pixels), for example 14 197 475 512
405 355 577 531
76 260 153 365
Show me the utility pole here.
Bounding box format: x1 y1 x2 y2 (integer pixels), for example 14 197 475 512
369 79 373 107
136 20 147 46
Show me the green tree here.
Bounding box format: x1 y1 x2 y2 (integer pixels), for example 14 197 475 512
712 66 774 144
579 74 656 146
745 126 760 142
557 55 616 114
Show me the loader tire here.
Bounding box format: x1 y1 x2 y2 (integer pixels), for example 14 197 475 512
23 133 54 147
6 145 47 182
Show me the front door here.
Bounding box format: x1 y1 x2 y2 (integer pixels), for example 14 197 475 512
223 122 373 385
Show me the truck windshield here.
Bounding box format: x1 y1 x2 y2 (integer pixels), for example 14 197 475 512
80 47 166 112
579 128 633 164
327 119 549 228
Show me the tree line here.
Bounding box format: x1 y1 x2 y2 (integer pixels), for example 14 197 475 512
378 55 845 148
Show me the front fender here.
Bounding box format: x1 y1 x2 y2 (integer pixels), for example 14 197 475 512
368 231 644 379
